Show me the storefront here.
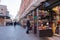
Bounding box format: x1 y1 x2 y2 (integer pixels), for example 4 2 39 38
39 0 60 35
52 5 60 34
45 0 60 35
30 0 60 37
36 8 53 37
20 0 60 37
26 6 53 37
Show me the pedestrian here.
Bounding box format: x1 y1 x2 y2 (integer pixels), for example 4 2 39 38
26 19 30 34
14 21 16 27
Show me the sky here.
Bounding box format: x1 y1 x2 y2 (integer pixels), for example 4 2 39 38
0 0 21 19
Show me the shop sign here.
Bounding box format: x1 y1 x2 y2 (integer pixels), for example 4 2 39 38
34 16 37 19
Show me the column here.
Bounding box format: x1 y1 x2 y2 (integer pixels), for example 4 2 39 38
33 9 37 34
4 17 6 26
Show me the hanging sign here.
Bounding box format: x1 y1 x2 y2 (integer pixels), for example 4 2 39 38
34 16 37 19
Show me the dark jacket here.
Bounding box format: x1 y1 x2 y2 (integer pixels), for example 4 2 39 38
14 22 16 26
27 20 30 28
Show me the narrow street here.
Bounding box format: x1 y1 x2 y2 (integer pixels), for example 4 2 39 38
0 25 60 40
0 25 46 40
0 0 60 40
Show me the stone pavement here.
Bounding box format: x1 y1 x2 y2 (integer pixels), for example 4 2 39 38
0 25 60 40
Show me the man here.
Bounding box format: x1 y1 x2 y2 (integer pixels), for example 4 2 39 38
26 19 30 34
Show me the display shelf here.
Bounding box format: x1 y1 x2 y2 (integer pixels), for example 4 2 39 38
37 10 52 30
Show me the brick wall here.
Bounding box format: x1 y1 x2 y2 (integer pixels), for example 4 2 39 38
19 0 33 16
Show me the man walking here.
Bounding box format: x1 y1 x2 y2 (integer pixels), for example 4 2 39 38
26 19 30 34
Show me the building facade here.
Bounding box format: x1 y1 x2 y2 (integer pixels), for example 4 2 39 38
17 0 45 20
0 5 10 26
16 0 60 37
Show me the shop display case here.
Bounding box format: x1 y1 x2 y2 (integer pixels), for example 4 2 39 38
37 10 53 37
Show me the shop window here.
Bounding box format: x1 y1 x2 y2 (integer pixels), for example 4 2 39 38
37 10 52 30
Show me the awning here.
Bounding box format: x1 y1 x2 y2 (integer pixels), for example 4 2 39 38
6 14 10 19
44 0 60 9
0 15 10 19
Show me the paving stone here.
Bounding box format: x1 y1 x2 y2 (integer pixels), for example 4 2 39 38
0 25 60 40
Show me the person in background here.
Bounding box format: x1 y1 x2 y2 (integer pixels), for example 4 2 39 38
14 21 16 27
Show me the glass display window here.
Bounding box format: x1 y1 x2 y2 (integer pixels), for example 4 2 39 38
37 9 52 30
